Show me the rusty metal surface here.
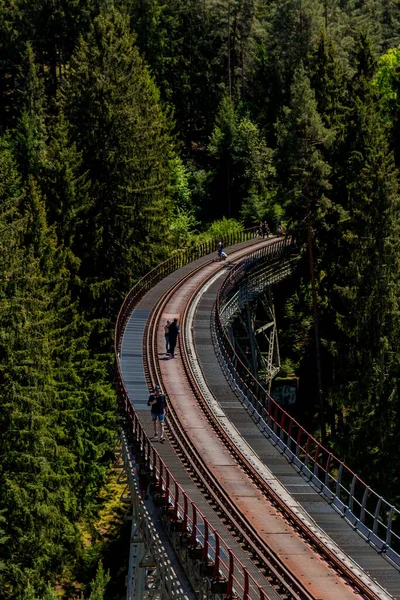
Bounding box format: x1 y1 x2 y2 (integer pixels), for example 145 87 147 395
195 276 400 599
120 238 393 600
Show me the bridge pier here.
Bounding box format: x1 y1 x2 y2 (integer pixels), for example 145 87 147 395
229 288 281 392
119 432 197 600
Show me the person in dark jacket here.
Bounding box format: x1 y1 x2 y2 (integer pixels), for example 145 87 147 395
168 318 179 358
217 241 227 260
147 385 167 441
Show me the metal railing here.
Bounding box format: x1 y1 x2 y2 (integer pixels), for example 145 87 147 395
118 403 275 600
214 239 400 569
115 228 258 352
115 227 277 600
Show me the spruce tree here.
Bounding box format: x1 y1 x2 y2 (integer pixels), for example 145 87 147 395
326 37 400 495
275 64 334 229
13 43 46 179
0 138 78 597
208 95 276 221
63 7 173 331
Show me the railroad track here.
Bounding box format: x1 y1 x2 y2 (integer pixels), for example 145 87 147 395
138 242 390 600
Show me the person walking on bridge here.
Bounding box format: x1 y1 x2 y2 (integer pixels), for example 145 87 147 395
148 385 166 442
168 318 179 358
217 241 227 260
164 319 170 354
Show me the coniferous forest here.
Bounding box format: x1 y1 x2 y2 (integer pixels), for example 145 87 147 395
2 0 400 597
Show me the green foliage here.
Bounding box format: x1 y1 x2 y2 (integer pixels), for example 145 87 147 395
204 217 243 240
63 6 175 328
3 0 400 594
170 156 192 212
276 63 334 231
169 209 199 247
208 95 276 220
86 562 110 600
374 45 400 103
20 583 58 600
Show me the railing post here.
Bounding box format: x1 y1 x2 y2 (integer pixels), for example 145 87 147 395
243 567 249 600
296 428 302 457
325 454 332 487
191 505 197 546
151 447 157 486
165 469 170 507
174 482 179 520
386 506 394 546
373 497 382 534
336 463 343 500
202 519 209 563
213 531 221 578
227 548 234 597
258 586 267 600
183 492 189 532
360 486 369 522
158 462 163 496
349 475 357 513
313 444 320 476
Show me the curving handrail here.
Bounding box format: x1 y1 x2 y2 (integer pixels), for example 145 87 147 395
114 227 258 354
214 238 400 569
119 403 273 600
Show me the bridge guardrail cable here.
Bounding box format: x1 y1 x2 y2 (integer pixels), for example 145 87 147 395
214 238 400 569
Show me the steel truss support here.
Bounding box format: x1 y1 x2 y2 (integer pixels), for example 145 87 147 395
231 286 280 391
120 433 194 600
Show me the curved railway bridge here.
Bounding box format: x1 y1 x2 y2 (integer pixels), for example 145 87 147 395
115 233 400 600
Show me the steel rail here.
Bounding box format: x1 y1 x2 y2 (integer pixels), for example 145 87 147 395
178 265 388 600
143 248 293 599
143 244 339 600
214 241 400 569
146 245 388 600
115 238 386 600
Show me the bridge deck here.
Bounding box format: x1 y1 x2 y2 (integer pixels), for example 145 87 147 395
120 239 400 600
194 274 400 600
121 238 281 598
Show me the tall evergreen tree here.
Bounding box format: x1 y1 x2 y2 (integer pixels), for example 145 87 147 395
0 138 78 597
275 64 334 229
324 37 400 496
63 7 173 331
208 95 275 220
13 43 46 179
251 0 324 137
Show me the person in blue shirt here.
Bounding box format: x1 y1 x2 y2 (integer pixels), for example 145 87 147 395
217 241 227 260
148 385 167 441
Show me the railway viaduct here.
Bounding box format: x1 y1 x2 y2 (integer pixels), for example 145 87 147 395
114 232 400 600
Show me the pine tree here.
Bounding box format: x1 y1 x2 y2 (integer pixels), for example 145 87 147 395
324 37 400 495
251 0 324 136
41 108 90 249
275 64 334 230
12 43 46 178
63 7 174 330
87 562 110 600
0 138 79 597
208 95 276 221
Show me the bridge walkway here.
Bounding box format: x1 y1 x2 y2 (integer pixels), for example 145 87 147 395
121 238 281 598
120 237 400 599
194 273 400 600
